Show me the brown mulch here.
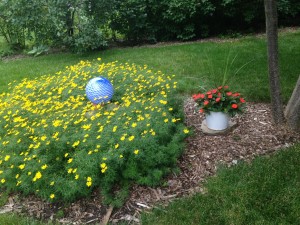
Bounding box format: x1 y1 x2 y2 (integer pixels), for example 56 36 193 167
1 100 299 224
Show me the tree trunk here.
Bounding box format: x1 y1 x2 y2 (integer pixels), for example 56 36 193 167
264 0 285 124
285 75 300 132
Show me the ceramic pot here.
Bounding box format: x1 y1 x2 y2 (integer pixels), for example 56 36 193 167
205 112 229 130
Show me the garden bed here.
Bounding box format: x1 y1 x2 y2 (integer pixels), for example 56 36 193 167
1 100 299 224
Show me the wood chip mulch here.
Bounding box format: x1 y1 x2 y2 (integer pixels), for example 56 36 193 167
1 100 299 224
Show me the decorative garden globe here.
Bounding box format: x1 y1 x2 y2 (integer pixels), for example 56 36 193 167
85 77 114 104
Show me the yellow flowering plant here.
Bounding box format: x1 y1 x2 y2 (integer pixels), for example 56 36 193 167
0 59 189 204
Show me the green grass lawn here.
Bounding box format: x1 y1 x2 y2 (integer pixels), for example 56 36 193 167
1 30 300 102
0 213 54 225
0 29 299 224
141 144 300 225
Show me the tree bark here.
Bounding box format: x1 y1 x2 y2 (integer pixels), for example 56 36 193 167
285 75 300 132
264 0 285 124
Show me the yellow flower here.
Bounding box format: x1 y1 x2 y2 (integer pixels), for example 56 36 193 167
50 181 55 186
115 143 119 149
52 120 62 127
41 164 48 170
1 179 6 184
50 194 55 199
72 140 80 148
159 100 167 105
86 177 92 187
82 124 92 130
128 135 135 141
131 123 137 128
4 155 10 161
75 174 79 180
164 118 168 123
32 171 42 182
18 164 25 170
52 132 59 139
134 149 139 155
100 163 108 173
183 128 189 134
41 135 47 141
67 158 73 164
112 126 118 132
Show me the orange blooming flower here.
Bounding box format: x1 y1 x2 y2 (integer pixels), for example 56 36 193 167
232 104 238 109
192 93 205 100
192 85 246 117
192 94 201 100
240 98 246 103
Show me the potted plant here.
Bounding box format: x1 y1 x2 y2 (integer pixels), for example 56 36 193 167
192 85 246 130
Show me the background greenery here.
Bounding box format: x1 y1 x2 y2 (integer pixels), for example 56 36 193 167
0 0 299 52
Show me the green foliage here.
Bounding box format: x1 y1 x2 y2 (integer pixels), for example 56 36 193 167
27 45 49 57
0 0 299 50
110 0 199 42
0 0 112 53
157 0 198 40
109 0 300 43
0 59 189 204
142 144 300 225
110 0 149 42
68 19 107 53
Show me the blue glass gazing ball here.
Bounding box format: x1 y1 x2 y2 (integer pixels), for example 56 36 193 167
85 77 114 104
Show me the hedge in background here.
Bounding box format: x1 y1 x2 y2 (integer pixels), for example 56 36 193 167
0 59 189 204
1 0 299 52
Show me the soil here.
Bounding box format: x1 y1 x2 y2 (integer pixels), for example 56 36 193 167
1 100 299 224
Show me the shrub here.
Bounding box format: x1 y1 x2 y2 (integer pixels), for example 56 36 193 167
0 59 189 204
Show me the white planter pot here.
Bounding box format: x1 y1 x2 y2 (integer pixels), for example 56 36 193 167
205 112 229 130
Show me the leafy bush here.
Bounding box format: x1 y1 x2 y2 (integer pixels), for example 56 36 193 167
0 59 189 204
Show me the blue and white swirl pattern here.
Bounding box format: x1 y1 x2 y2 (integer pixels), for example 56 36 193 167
85 77 114 104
